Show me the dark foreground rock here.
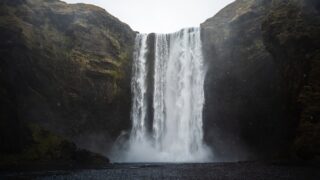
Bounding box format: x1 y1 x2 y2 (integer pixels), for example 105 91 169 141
0 124 109 172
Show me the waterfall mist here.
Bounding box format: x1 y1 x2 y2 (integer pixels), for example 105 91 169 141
112 28 212 162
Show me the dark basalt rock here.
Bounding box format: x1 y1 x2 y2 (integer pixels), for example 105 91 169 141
0 124 110 170
201 0 320 162
262 0 320 161
0 0 135 165
201 0 292 161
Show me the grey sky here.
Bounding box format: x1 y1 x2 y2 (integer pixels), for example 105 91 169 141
63 0 234 33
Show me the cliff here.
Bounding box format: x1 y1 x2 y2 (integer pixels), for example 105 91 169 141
0 0 135 165
201 0 320 161
201 0 289 161
262 0 320 160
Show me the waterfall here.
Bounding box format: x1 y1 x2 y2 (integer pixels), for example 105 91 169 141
118 28 212 162
131 34 148 142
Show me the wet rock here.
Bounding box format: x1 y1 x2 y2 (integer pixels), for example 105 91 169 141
0 0 135 164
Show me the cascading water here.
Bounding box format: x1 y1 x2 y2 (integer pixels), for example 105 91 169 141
116 27 212 162
131 34 148 143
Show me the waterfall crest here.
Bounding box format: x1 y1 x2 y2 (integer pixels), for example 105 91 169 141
117 28 212 162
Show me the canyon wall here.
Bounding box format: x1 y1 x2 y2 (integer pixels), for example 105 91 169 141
202 0 320 161
0 0 319 165
201 0 288 161
262 0 320 160
0 0 135 164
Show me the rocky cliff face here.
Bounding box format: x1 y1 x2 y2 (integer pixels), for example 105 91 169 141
262 0 320 160
201 0 320 161
201 0 293 161
0 0 135 161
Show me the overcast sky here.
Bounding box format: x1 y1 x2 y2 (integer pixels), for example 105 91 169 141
63 0 234 33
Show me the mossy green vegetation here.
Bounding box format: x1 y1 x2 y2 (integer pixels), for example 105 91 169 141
0 123 109 168
0 0 135 167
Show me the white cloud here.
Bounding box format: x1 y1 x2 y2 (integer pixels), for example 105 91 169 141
63 0 234 33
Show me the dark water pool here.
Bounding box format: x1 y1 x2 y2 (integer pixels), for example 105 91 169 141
1 162 320 180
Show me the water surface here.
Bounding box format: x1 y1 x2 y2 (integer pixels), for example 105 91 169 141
2 162 320 180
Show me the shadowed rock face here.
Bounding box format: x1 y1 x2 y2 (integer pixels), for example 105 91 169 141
201 0 292 161
262 0 320 160
201 0 320 162
0 0 135 158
